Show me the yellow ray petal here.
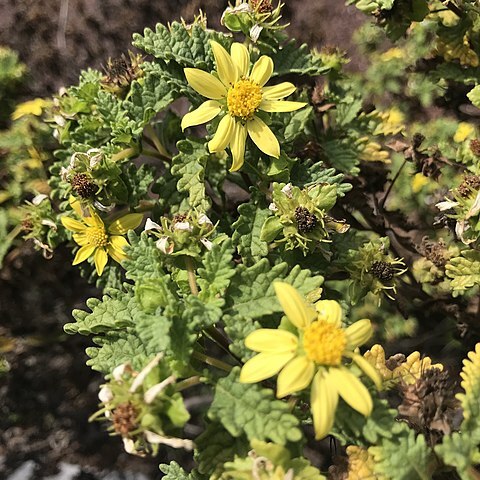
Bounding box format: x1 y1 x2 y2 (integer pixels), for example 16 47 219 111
210 40 238 86
273 282 316 330
108 213 143 235
85 208 105 228
61 216 86 233
262 82 296 101
329 367 373 417
208 114 235 153
347 352 382 389
184 68 227 99
245 329 298 353
239 351 295 384
72 244 96 265
73 233 89 246
181 100 222 131
231 43 249 78
311 369 338 440
259 100 307 112
250 56 274 86
69 195 83 217
316 300 342 327
345 319 373 349
94 247 108 276
276 355 315 398
229 121 247 172
109 235 129 252
247 116 280 158
107 244 127 264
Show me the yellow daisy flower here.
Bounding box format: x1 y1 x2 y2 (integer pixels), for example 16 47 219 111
239 282 381 440
11 98 49 121
61 197 143 275
181 41 306 171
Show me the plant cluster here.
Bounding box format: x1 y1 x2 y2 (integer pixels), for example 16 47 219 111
3 0 480 478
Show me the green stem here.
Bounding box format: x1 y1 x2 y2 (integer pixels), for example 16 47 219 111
176 375 202 391
185 256 199 296
192 351 232 372
142 147 169 161
145 124 171 160
6 224 23 244
111 147 136 162
443 0 463 17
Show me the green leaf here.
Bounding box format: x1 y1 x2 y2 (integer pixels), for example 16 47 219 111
122 163 155 206
232 200 270 265
467 85 480 108
446 250 480 292
223 315 260 361
208 368 302 445
291 161 351 196
226 260 323 319
86 328 151 374
197 239 236 305
322 138 360 174
171 138 211 211
124 231 164 282
195 423 250 477
65 286 138 335
135 309 172 355
372 431 435 480
159 461 205 480
133 22 231 70
271 40 329 77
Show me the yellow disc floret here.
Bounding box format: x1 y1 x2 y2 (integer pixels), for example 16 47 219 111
303 321 346 365
227 79 263 120
86 226 109 247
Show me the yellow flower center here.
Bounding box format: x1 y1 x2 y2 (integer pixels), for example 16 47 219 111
302 321 346 365
227 79 262 120
86 226 109 247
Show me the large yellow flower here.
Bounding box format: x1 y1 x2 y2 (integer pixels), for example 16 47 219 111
181 41 306 171
239 282 381 440
61 197 143 275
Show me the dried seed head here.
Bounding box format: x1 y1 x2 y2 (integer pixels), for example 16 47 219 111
71 173 96 199
101 52 143 96
419 237 447 268
458 174 480 197
250 0 273 13
412 132 425 149
398 367 457 445
112 402 139 437
294 206 318 233
370 260 395 281
470 139 480 157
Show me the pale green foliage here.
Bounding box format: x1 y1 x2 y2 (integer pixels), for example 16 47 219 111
446 250 480 293
208 369 302 445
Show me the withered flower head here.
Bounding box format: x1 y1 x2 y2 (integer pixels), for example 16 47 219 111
398 367 457 445
101 51 144 97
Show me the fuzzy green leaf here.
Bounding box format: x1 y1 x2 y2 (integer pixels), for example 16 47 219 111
86 328 151 374
226 260 323 319
65 286 138 335
232 201 270 265
197 240 236 305
209 368 302 445
446 250 480 292
124 232 164 282
272 40 329 76
322 137 360 174
133 22 230 70
171 138 211 211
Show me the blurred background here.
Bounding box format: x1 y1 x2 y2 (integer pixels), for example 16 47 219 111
0 1 364 479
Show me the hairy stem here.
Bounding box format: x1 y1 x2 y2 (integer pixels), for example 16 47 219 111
185 256 199 296
192 350 232 372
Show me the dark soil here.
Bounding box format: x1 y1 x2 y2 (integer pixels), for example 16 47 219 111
0 1 365 478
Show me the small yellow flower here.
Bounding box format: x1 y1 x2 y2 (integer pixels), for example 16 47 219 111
181 41 306 171
61 197 143 275
239 282 381 440
453 122 475 143
11 98 49 121
346 446 384 480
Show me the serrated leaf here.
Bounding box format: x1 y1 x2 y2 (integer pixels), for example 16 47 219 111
232 201 270 265
86 328 151 374
372 431 434 480
133 22 230 70
272 40 329 77
226 260 323 319
223 315 260 361
135 309 172 355
195 423 250 477
445 250 480 292
468 85 480 108
171 138 210 211
291 161 351 196
208 368 302 445
197 240 236 305
65 286 138 335
322 138 360 174
124 231 165 282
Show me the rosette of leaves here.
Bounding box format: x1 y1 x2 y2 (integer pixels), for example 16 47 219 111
260 182 349 254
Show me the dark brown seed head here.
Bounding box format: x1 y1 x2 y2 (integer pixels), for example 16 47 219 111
370 260 394 281
250 0 273 13
71 173 96 199
112 402 138 436
470 139 480 157
295 206 318 233
458 174 480 197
